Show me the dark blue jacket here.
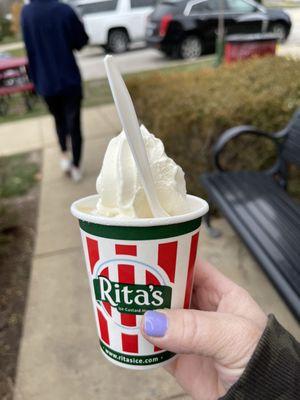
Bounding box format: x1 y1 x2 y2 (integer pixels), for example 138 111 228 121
21 0 89 97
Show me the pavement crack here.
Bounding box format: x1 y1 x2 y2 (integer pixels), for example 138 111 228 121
34 245 81 260
160 393 189 400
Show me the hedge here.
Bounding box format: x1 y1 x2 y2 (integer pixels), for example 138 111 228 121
127 56 300 201
0 17 11 41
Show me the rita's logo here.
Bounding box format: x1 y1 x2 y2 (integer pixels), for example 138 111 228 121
93 276 171 314
92 259 172 316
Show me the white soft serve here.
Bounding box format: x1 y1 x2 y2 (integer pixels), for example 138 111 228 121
96 125 189 218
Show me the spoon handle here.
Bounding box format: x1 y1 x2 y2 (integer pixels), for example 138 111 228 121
104 55 168 218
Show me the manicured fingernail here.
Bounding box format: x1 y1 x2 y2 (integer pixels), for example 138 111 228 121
144 311 168 337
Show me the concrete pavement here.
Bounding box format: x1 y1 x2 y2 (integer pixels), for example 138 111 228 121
278 7 300 57
0 41 23 53
0 105 297 400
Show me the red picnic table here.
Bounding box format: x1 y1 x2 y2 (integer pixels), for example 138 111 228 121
0 57 36 116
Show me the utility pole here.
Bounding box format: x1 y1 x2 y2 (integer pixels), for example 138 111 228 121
215 0 225 67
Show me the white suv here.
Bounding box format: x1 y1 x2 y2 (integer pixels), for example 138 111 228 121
71 0 157 53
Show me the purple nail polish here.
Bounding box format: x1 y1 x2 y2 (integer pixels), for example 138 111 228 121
144 311 168 337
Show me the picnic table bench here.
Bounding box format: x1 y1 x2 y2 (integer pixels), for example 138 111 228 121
0 57 35 116
201 109 300 321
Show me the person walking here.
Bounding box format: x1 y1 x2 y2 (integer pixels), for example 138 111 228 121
21 0 89 182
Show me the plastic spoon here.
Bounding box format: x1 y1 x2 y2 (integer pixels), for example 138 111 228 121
104 55 168 218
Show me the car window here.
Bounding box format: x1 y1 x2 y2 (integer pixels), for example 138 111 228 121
189 0 220 14
209 0 222 11
226 0 255 13
152 1 183 19
190 1 210 13
77 0 118 16
131 0 156 8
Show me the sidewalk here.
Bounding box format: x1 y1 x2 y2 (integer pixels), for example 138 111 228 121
0 41 23 53
8 105 190 400
0 105 297 400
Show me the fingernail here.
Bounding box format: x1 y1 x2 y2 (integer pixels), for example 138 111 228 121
144 311 168 337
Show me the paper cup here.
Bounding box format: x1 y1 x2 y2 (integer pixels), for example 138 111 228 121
71 194 208 370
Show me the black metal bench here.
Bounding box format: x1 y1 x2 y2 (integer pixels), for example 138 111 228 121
201 109 300 321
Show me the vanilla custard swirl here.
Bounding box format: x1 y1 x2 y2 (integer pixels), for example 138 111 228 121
96 125 189 218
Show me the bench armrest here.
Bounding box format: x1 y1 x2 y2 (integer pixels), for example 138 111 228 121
213 125 280 172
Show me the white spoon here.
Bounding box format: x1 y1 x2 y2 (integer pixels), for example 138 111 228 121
104 55 168 218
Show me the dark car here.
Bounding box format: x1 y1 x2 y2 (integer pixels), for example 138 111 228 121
146 0 291 59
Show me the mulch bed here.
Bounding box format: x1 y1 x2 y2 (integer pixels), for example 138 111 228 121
0 154 41 400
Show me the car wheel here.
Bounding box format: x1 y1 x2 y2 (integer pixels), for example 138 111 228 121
178 36 202 59
162 47 173 58
270 23 288 43
107 30 129 53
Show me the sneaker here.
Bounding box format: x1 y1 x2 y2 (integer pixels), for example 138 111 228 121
70 166 83 182
60 158 71 174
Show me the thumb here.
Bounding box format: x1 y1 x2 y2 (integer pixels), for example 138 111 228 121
141 309 263 365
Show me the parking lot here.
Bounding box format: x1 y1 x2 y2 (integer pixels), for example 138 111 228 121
76 7 300 80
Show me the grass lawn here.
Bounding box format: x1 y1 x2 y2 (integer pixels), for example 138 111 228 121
0 55 214 125
0 153 39 198
0 36 21 45
6 46 26 58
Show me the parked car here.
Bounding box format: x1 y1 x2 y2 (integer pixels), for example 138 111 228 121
146 0 292 59
70 0 157 53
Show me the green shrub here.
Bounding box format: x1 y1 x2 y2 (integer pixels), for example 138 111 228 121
0 17 12 41
127 56 300 200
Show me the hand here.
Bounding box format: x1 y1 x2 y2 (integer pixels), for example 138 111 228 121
141 260 267 400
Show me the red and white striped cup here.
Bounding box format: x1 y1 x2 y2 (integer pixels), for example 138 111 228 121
71 194 208 370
